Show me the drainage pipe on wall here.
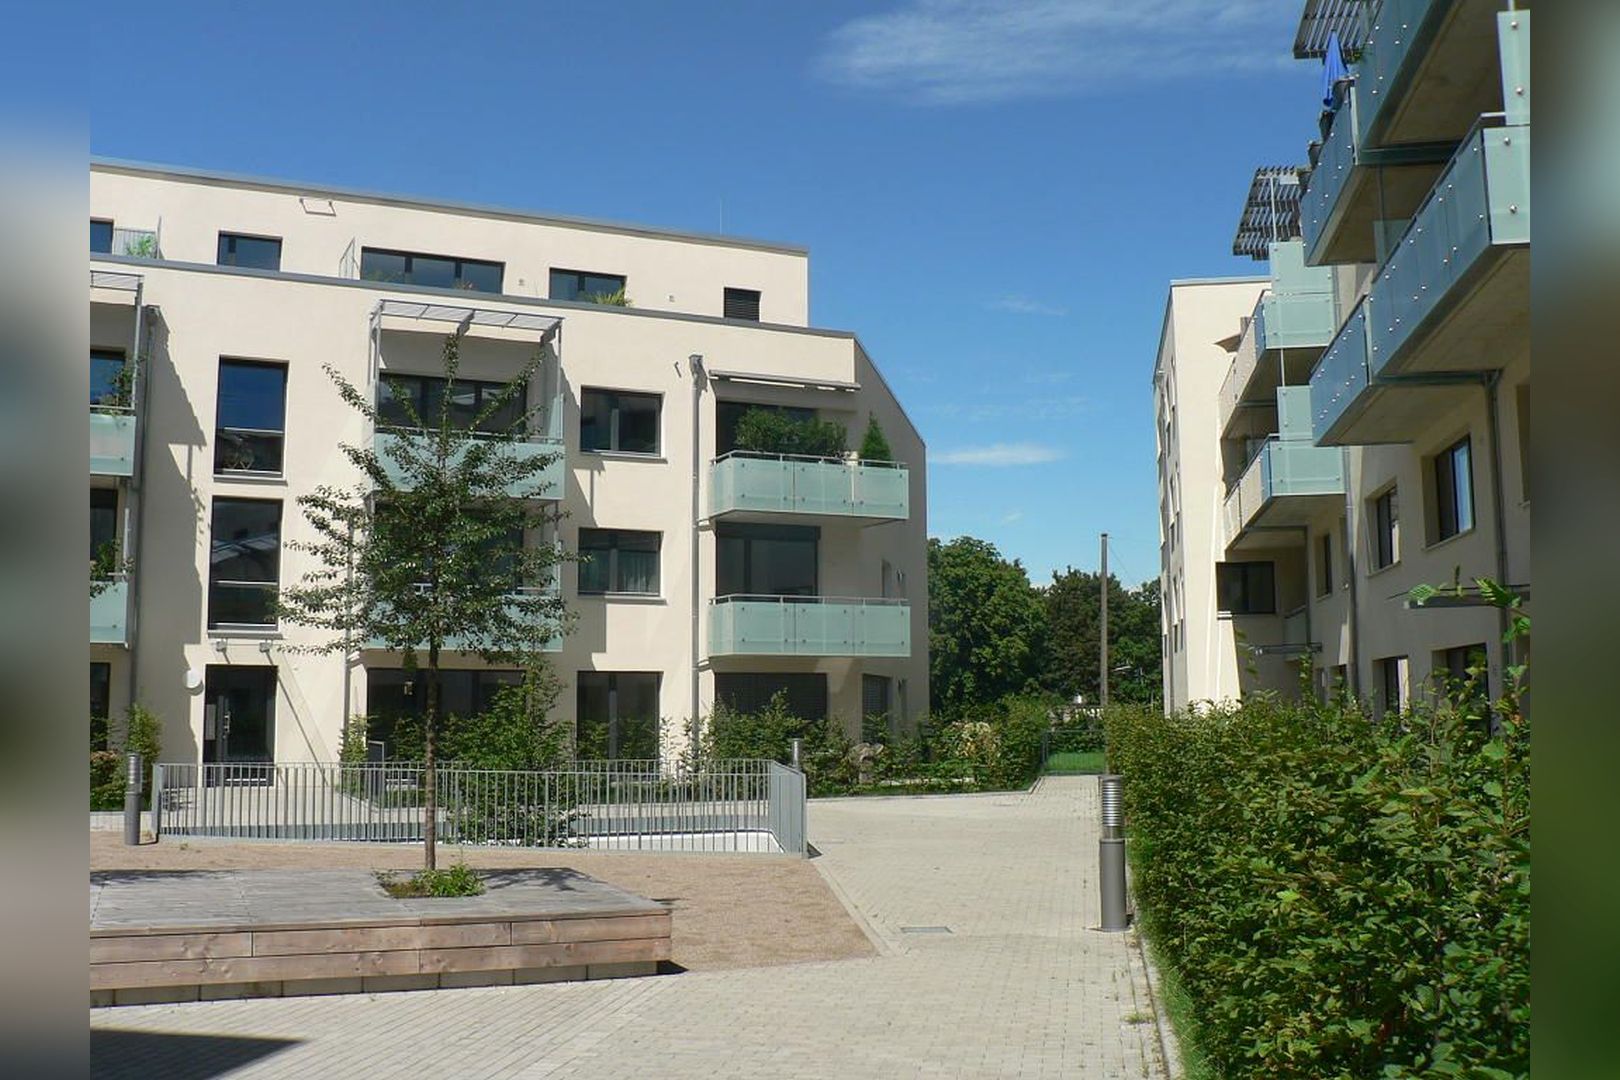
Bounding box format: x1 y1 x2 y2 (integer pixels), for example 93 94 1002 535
1341 445 1360 699
125 296 151 715
1482 371 1511 678
688 354 706 752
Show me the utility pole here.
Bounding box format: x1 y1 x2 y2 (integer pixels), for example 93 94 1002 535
1099 532 1109 710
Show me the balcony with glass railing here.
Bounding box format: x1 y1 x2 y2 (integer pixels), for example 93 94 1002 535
90 409 137 477
1224 388 1345 551
1218 242 1337 438
709 452 908 523
374 428 564 500
708 595 910 658
91 576 130 645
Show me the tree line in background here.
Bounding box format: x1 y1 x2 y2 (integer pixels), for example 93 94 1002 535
926 535 1161 720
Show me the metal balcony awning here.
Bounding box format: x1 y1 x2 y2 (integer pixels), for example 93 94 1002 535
707 368 859 393
1232 166 1309 260
90 269 142 296
372 298 561 342
1294 0 1369 60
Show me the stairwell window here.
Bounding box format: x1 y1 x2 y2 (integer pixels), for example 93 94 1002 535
208 498 282 628
723 287 761 321
215 360 287 475
1431 436 1475 542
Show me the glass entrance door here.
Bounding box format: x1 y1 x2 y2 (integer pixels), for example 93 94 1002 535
204 666 276 776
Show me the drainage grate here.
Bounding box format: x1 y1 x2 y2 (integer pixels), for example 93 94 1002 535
899 925 953 935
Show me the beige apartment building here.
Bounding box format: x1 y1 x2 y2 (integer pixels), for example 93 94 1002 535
1156 2 1529 714
89 160 928 766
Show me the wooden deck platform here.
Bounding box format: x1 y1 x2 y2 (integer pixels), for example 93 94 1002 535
90 868 671 1006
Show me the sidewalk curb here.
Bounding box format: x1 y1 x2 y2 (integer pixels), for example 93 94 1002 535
808 852 900 958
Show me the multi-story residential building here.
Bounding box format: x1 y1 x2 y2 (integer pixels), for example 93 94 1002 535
88 159 928 766
1155 1 1530 713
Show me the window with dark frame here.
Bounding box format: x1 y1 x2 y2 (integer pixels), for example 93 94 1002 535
208 498 282 628
716 522 819 596
1215 561 1276 615
1371 487 1399 569
90 663 111 750
364 668 521 757
90 349 127 409
1315 532 1333 598
580 389 660 454
1435 643 1490 705
714 401 815 455
723 287 761 321
576 672 661 760
578 529 661 595
549 268 626 303
714 672 829 720
1433 436 1475 542
90 488 118 565
90 219 112 254
1378 656 1407 717
217 232 283 271
360 247 503 293
376 373 524 434
215 360 288 474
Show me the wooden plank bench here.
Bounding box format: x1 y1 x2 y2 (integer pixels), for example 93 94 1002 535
90 868 671 1006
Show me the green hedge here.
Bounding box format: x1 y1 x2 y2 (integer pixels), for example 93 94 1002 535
1106 693 1529 1079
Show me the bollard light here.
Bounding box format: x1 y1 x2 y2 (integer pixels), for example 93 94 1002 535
790 738 803 771
125 752 143 793
123 752 144 846
1098 773 1128 931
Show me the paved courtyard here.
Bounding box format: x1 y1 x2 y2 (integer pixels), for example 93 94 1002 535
91 776 1168 1079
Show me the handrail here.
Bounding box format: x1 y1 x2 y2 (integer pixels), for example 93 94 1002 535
90 403 135 416
711 593 909 607
713 450 906 468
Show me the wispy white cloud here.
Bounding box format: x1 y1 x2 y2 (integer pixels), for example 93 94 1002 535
989 294 1068 317
923 394 1090 421
1001 510 1026 524
815 0 1293 105
934 442 1064 466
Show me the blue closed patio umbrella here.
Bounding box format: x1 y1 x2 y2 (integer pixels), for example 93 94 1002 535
1322 30 1349 107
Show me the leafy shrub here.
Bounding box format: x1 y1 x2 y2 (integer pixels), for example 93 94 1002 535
377 862 484 898
693 692 856 797
1047 710 1106 754
858 414 893 462
733 408 847 459
1106 690 1529 1079
90 750 124 810
91 704 163 810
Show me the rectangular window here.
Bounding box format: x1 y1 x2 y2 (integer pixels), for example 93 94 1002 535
208 498 282 628
862 674 892 736
578 529 661 595
377 373 523 434
580 389 660 454
1433 436 1475 542
716 523 818 596
1435 643 1490 704
714 672 828 721
1370 487 1399 569
90 219 113 254
1377 656 1408 718
576 672 661 760
723 287 761 321
360 247 503 293
549 268 626 303
1215 561 1276 615
217 232 283 271
90 663 111 750
90 488 118 565
364 668 521 757
215 360 288 474
90 349 127 409
1315 532 1333 598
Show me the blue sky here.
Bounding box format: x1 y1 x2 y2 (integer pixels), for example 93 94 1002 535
60 0 1323 587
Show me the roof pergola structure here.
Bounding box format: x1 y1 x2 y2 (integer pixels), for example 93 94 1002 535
1232 166 1309 261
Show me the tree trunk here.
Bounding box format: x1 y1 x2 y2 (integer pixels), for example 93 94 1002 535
423 646 440 872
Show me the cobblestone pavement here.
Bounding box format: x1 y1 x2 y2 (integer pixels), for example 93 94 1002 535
91 776 1167 1079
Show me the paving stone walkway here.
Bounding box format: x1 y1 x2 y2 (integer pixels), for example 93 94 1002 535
91 775 1167 1079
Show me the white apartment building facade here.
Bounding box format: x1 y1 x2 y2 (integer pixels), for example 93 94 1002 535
1156 2 1529 714
89 160 929 766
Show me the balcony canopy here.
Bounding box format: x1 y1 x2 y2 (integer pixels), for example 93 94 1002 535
1232 166 1309 260
372 298 561 344
1294 0 1369 60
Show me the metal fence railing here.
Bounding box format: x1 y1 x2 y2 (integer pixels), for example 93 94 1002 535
152 759 807 855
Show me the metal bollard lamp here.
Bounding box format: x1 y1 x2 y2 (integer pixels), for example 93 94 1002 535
1098 773 1127 931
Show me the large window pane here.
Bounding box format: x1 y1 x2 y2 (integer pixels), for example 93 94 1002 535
550 269 625 303
409 255 457 290
215 360 287 474
715 672 828 720
363 668 521 757
458 259 504 294
576 672 661 760
361 248 502 293
217 233 282 271
716 523 818 596
580 389 659 454
209 498 281 627
90 488 118 563
360 249 408 283
90 220 112 254
90 350 126 408
578 529 660 595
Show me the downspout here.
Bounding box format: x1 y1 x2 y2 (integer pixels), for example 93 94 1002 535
1483 372 1510 678
125 295 150 714
1341 445 1360 699
689 354 706 754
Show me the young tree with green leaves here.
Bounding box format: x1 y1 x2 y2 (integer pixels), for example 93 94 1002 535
278 333 569 870
927 536 1047 718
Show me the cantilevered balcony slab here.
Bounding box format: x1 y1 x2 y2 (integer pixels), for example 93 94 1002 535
1301 86 1449 266
709 453 908 524
90 410 136 477
708 596 910 658
1223 438 1346 554
374 430 564 500
91 578 130 646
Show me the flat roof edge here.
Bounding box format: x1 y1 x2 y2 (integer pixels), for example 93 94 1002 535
91 157 811 258
1167 275 1270 287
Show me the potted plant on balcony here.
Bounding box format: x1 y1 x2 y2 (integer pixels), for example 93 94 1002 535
733 407 846 459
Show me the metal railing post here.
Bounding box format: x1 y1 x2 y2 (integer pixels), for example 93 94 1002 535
1099 773 1127 931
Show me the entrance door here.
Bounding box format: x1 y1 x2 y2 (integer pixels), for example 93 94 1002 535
204 666 276 772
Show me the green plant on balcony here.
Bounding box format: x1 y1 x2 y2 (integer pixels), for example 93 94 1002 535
92 358 136 412
858 414 893 462
121 233 159 259
582 286 631 307
733 407 847 459
90 540 132 599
